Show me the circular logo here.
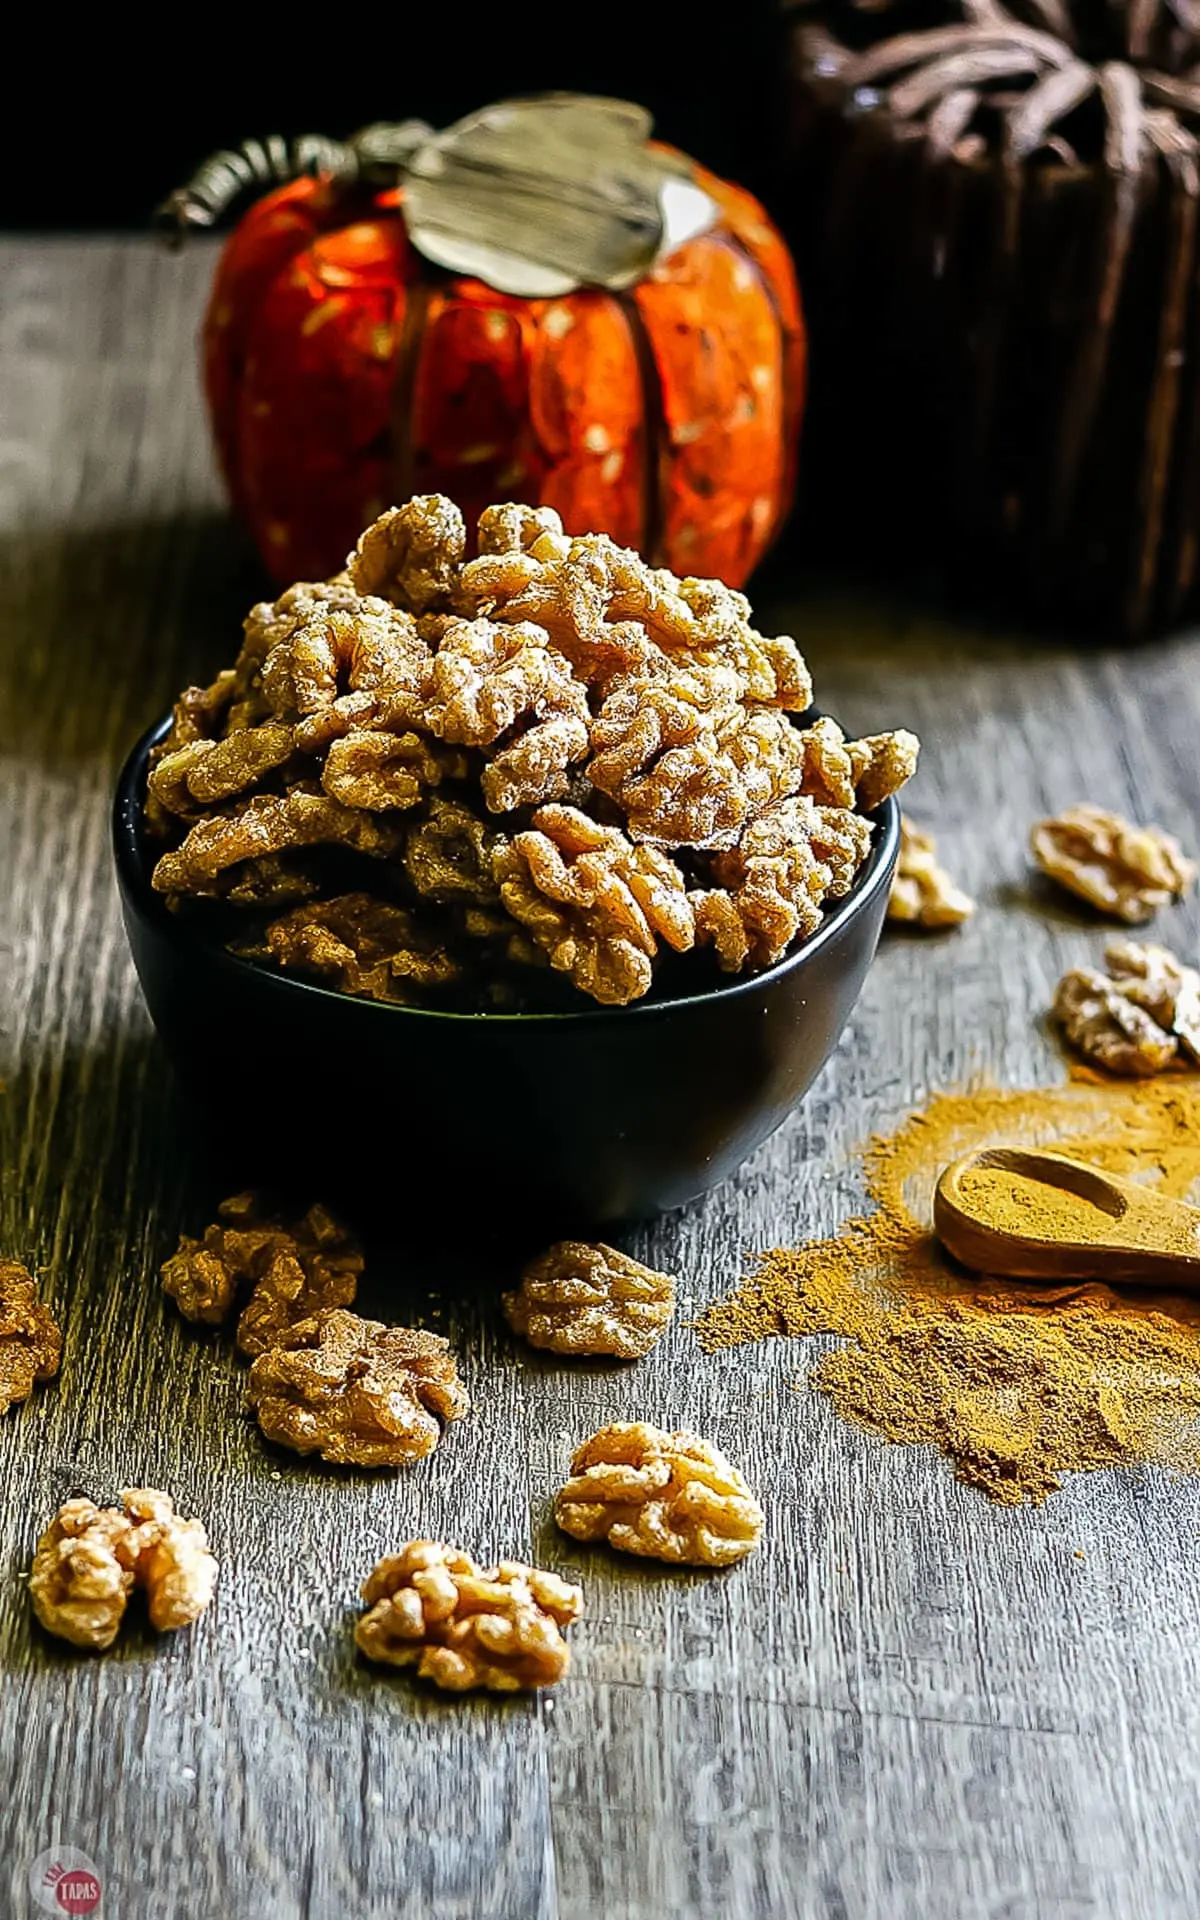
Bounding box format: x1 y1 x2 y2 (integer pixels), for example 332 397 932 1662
26 1849 103 1916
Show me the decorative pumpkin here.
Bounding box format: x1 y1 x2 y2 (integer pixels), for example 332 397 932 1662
166 97 806 588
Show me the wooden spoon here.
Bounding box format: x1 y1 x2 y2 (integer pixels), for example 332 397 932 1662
933 1145 1200 1288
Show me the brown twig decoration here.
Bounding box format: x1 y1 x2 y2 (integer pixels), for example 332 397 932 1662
783 0 1200 634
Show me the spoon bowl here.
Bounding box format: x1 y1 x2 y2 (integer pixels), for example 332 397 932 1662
934 1145 1200 1289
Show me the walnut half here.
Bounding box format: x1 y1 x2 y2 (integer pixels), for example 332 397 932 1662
355 1540 583 1691
503 1242 676 1359
29 1488 218 1651
245 1308 469 1466
0 1258 61 1417
887 818 974 929
1052 938 1200 1076
554 1422 764 1567
1031 804 1196 923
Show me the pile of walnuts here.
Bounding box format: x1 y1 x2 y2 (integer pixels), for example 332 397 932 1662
145 497 918 1007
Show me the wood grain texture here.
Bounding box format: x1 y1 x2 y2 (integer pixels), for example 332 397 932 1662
2 237 1200 1920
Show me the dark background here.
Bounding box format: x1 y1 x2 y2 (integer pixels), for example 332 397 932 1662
4 9 782 229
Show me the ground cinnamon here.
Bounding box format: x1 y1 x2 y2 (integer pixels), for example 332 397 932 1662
697 1080 1200 1505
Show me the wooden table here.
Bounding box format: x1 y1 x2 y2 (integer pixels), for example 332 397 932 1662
3 238 1200 1920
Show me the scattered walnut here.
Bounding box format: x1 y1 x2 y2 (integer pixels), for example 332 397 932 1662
321 729 467 811
1052 939 1200 1076
29 1488 217 1651
400 795 501 906
696 797 874 971
241 892 463 1006
494 804 695 1004
0 1259 61 1416
245 1308 468 1466
1031 804 1196 922
0 1260 60 1413
160 1193 362 1346
148 722 295 819
554 1422 765 1567
503 1242 676 1359
355 1540 583 1691
888 818 975 928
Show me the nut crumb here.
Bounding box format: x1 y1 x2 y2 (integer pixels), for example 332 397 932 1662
355 1539 582 1691
1031 804 1196 923
888 818 975 928
29 1488 217 1650
0 1259 60 1416
245 1308 468 1466
554 1421 764 1566
503 1242 676 1359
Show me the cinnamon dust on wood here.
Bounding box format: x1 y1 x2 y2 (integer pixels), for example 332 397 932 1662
696 1081 1200 1505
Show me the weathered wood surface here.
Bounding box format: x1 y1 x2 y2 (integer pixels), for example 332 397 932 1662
2 238 1200 1920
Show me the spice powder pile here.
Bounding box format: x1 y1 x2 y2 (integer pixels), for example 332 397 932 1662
696 1080 1200 1505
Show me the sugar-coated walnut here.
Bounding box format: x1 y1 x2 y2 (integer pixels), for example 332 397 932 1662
477 501 565 555
503 1242 676 1359
147 723 295 818
695 798 874 970
0 1258 61 1416
321 730 468 811
29 1488 218 1651
245 1309 468 1466
347 496 465 613
243 892 463 1006
847 729 921 811
587 667 808 849
161 1193 362 1348
424 617 590 811
888 818 975 928
494 805 694 1005
1052 939 1200 1076
1032 804 1196 922
355 1540 583 1692
554 1422 764 1566
151 789 405 896
261 602 433 728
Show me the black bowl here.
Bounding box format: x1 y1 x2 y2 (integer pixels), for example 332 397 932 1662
113 718 899 1235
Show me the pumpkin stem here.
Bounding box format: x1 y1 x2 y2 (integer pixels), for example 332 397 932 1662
156 123 431 244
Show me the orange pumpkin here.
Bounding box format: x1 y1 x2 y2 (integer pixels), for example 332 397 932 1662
196 136 805 588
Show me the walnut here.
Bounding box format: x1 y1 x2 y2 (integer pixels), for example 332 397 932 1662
1031 804 1196 922
245 1309 469 1466
347 495 465 613
847 730 921 811
503 1242 676 1359
355 1540 583 1691
423 617 590 812
148 721 295 818
151 788 405 897
554 1422 764 1567
695 797 874 971
0 1258 60 1416
321 730 468 811
1052 939 1200 1076
493 804 695 1005
888 818 975 928
260 601 434 727
586 668 807 849
401 795 501 905
477 501 565 554
29 1488 217 1650
160 1193 362 1349
242 892 463 1005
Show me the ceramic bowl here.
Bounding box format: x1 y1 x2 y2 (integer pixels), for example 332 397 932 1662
113 717 899 1233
